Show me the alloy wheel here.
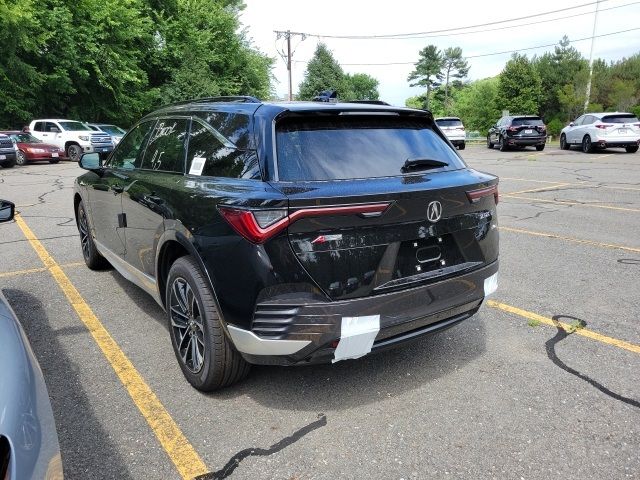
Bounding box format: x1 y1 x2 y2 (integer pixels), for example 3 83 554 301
68 145 82 161
169 277 205 373
78 207 91 261
17 151 27 165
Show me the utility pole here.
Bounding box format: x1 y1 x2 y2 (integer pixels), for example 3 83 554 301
274 30 306 101
584 0 601 113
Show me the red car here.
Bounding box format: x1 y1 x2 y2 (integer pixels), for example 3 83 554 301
0 131 62 165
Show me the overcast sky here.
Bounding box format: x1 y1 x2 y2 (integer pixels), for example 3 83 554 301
240 0 640 105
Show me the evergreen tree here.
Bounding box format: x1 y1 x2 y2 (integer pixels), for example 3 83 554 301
408 45 444 110
498 53 542 115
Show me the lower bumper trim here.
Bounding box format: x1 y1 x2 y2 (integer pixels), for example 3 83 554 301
227 325 311 355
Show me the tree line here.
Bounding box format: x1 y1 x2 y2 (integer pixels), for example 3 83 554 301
0 0 272 128
407 37 640 135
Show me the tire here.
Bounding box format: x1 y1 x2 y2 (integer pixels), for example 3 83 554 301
498 135 508 152
16 150 27 165
77 200 108 270
560 134 569 150
67 144 82 162
49 159 60 164
166 256 250 391
625 145 638 153
458 142 466 150
582 135 593 153
535 145 545 151
0 158 16 168
486 135 494 149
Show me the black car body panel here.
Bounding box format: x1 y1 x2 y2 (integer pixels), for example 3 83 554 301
489 115 547 149
0 134 17 167
74 98 499 367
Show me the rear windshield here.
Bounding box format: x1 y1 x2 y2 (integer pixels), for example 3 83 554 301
436 118 463 127
512 117 544 126
601 114 639 123
276 116 464 181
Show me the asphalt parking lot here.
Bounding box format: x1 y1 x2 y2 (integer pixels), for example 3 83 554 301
1 144 638 480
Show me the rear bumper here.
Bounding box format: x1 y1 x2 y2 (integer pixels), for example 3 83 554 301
593 138 639 148
506 136 546 146
0 151 17 163
229 261 498 365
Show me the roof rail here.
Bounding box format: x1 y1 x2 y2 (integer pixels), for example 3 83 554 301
343 100 391 106
161 96 262 108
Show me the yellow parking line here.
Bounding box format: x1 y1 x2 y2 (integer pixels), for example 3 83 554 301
500 176 640 192
502 194 640 212
499 226 640 253
14 215 209 480
0 266 47 278
0 262 86 279
505 183 572 195
487 300 640 355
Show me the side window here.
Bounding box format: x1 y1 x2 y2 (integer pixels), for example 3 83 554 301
107 120 156 170
573 115 584 126
34 122 44 132
45 122 59 132
141 119 189 173
584 115 596 125
186 121 260 179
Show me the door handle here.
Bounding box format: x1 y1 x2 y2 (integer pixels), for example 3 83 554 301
112 184 124 194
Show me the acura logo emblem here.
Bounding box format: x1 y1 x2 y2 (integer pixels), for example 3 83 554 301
427 201 442 223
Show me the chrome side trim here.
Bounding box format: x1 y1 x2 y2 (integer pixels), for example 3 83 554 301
94 241 163 307
226 325 311 356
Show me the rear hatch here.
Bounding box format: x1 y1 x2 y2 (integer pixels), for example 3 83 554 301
436 118 465 139
598 114 640 139
271 112 498 301
508 116 546 138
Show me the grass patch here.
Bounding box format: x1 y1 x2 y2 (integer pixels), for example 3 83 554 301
565 319 586 334
528 318 542 327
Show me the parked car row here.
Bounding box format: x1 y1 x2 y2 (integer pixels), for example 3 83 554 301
0 119 128 167
434 112 639 154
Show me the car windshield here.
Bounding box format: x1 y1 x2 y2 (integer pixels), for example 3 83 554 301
11 133 42 143
512 117 544 126
601 114 639 123
276 115 465 181
58 121 90 131
436 119 463 127
98 125 127 135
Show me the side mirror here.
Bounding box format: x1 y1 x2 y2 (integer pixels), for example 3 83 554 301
50 127 60 133
0 200 15 223
79 152 102 170
569 122 574 127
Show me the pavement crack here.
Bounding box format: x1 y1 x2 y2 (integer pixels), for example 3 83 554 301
546 315 640 409
195 414 327 480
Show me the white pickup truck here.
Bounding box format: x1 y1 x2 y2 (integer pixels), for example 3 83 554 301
28 119 114 161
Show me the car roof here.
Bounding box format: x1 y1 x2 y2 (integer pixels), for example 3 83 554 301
0 130 21 135
588 112 635 118
31 119 85 123
147 98 427 120
435 117 461 120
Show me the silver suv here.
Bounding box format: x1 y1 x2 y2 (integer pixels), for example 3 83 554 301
435 117 466 150
560 112 640 153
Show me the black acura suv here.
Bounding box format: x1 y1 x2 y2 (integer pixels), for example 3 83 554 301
74 97 499 391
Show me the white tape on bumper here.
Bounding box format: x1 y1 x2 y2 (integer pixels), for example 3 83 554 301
333 315 380 363
484 272 498 297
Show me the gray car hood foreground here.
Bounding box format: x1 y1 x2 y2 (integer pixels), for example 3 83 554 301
0 290 63 479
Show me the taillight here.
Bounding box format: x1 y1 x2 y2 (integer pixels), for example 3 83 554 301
507 127 519 132
466 184 499 205
218 203 391 244
595 124 613 129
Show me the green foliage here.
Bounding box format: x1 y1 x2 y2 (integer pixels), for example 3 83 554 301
546 118 565 136
498 53 542 115
557 84 585 122
297 44 379 101
630 105 640 117
454 77 501 134
0 0 273 128
408 45 444 109
441 47 469 114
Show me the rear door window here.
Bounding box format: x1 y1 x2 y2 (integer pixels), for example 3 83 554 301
185 120 260 179
33 122 45 132
602 114 639 123
276 115 464 182
141 119 189 173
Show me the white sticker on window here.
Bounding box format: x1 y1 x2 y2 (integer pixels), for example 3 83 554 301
484 272 498 297
333 315 380 363
189 156 206 176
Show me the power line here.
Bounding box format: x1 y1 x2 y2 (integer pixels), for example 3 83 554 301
359 1 638 40
292 27 640 66
297 0 609 39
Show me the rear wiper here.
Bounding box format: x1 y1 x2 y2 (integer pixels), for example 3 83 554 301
401 158 449 173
